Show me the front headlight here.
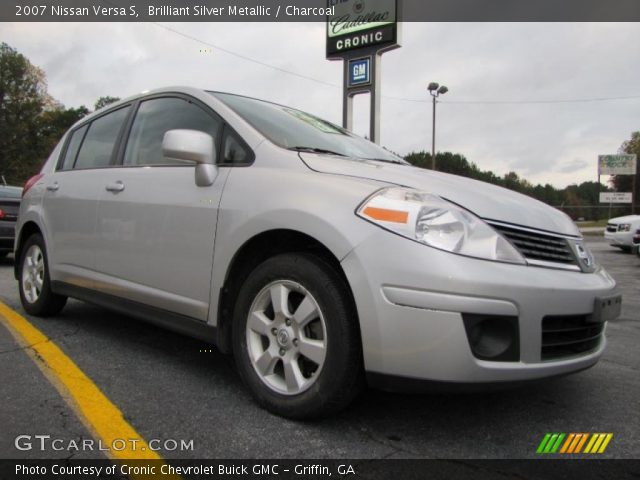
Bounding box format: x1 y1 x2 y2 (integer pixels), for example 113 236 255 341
619 223 631 232
356 187 526 264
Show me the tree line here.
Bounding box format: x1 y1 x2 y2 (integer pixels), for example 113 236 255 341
1 42 637 221
403 150 637 220
0 42 119 185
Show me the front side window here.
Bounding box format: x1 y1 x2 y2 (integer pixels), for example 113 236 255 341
74 107 130 169
124 97 221 166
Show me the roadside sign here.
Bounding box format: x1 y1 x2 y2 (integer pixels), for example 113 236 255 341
348 57 371 86
598 154 637 175
326 0 398 57
599 192 632 203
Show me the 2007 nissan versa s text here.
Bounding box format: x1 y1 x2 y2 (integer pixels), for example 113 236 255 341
14 87 621 418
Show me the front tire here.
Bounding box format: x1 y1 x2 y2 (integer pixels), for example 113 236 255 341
232 253 364 419
18 234 67 316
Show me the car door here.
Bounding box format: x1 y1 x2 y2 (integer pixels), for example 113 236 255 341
42 105 131 286
94 96 227 321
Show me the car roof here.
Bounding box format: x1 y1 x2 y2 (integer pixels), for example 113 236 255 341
608 214 640 223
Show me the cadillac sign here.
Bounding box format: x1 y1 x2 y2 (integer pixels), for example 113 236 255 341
327 0 398 57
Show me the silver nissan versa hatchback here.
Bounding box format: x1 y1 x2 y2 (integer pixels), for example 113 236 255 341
15 87 621 418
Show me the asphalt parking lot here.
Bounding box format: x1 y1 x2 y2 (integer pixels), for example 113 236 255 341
0 236 638 460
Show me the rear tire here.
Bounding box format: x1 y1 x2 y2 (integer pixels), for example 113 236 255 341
18 234 67 316
232 253 364 419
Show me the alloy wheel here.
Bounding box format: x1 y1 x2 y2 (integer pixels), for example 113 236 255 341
246 280 327 395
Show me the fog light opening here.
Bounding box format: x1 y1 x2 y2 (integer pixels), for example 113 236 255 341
463 314 519 362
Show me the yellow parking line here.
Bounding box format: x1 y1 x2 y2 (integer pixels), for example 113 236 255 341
0 301 179 479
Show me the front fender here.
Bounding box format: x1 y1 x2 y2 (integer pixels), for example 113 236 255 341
208 166 386 325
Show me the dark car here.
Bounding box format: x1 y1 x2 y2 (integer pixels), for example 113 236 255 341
0 185 22 258
633 228 640 256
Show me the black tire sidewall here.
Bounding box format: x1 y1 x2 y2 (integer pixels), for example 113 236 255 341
18 233 65 316
232 253 363 419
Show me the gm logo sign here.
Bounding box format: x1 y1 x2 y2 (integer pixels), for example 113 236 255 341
348 57 370 87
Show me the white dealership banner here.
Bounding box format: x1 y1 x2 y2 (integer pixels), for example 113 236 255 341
599 192 632 203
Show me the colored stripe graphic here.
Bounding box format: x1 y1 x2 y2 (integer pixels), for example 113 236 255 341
585 433 614 454
544 434 559 453
537 433 552 453
574 433 589 453
537 433 565 454
560 433 575 453
537 433 613 454
597 434 613 453
584 434 599 453
550 433 565 453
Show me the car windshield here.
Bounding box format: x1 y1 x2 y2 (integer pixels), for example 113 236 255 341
211 92 406 164
0 186 22 198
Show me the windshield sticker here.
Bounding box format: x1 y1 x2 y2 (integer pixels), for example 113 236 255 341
283 108 343 134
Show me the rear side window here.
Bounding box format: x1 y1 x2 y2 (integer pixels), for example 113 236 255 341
60 124 88 170
74 107 130 169
124 97 221 166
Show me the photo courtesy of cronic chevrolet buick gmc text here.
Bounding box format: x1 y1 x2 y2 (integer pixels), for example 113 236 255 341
14 87 622 418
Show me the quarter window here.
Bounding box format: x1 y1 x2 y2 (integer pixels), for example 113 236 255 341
60 124 88 170
124 97 221 166
74 107 130 169
222 130 250 165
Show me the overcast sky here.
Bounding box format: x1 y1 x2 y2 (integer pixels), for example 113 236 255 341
2 22 639 188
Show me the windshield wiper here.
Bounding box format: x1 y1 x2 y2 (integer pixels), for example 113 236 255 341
290 146 347 157
366 158 408 165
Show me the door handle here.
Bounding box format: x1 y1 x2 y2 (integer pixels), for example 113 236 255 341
105 181 125 193
46 182 59 192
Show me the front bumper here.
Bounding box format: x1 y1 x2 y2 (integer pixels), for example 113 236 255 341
341 229 618 384
0 221 16 252
604 230 633 247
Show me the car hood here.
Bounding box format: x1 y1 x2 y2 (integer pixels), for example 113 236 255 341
300 154 581 237
607 215 640 224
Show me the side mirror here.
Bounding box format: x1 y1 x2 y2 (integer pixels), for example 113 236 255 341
162 129 218 187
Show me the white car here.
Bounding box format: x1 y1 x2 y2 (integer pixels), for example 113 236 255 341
604 215 640 251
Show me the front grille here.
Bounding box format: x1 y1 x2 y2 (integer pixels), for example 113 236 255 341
606 223 617 232
541 315 604 360
490 223 578 266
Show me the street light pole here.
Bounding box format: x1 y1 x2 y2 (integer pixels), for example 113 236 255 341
427 82 448 171
431 94 437 170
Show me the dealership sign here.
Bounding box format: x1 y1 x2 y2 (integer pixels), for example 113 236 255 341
326 0 398 57
598 154 637 175
599 192 632 203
